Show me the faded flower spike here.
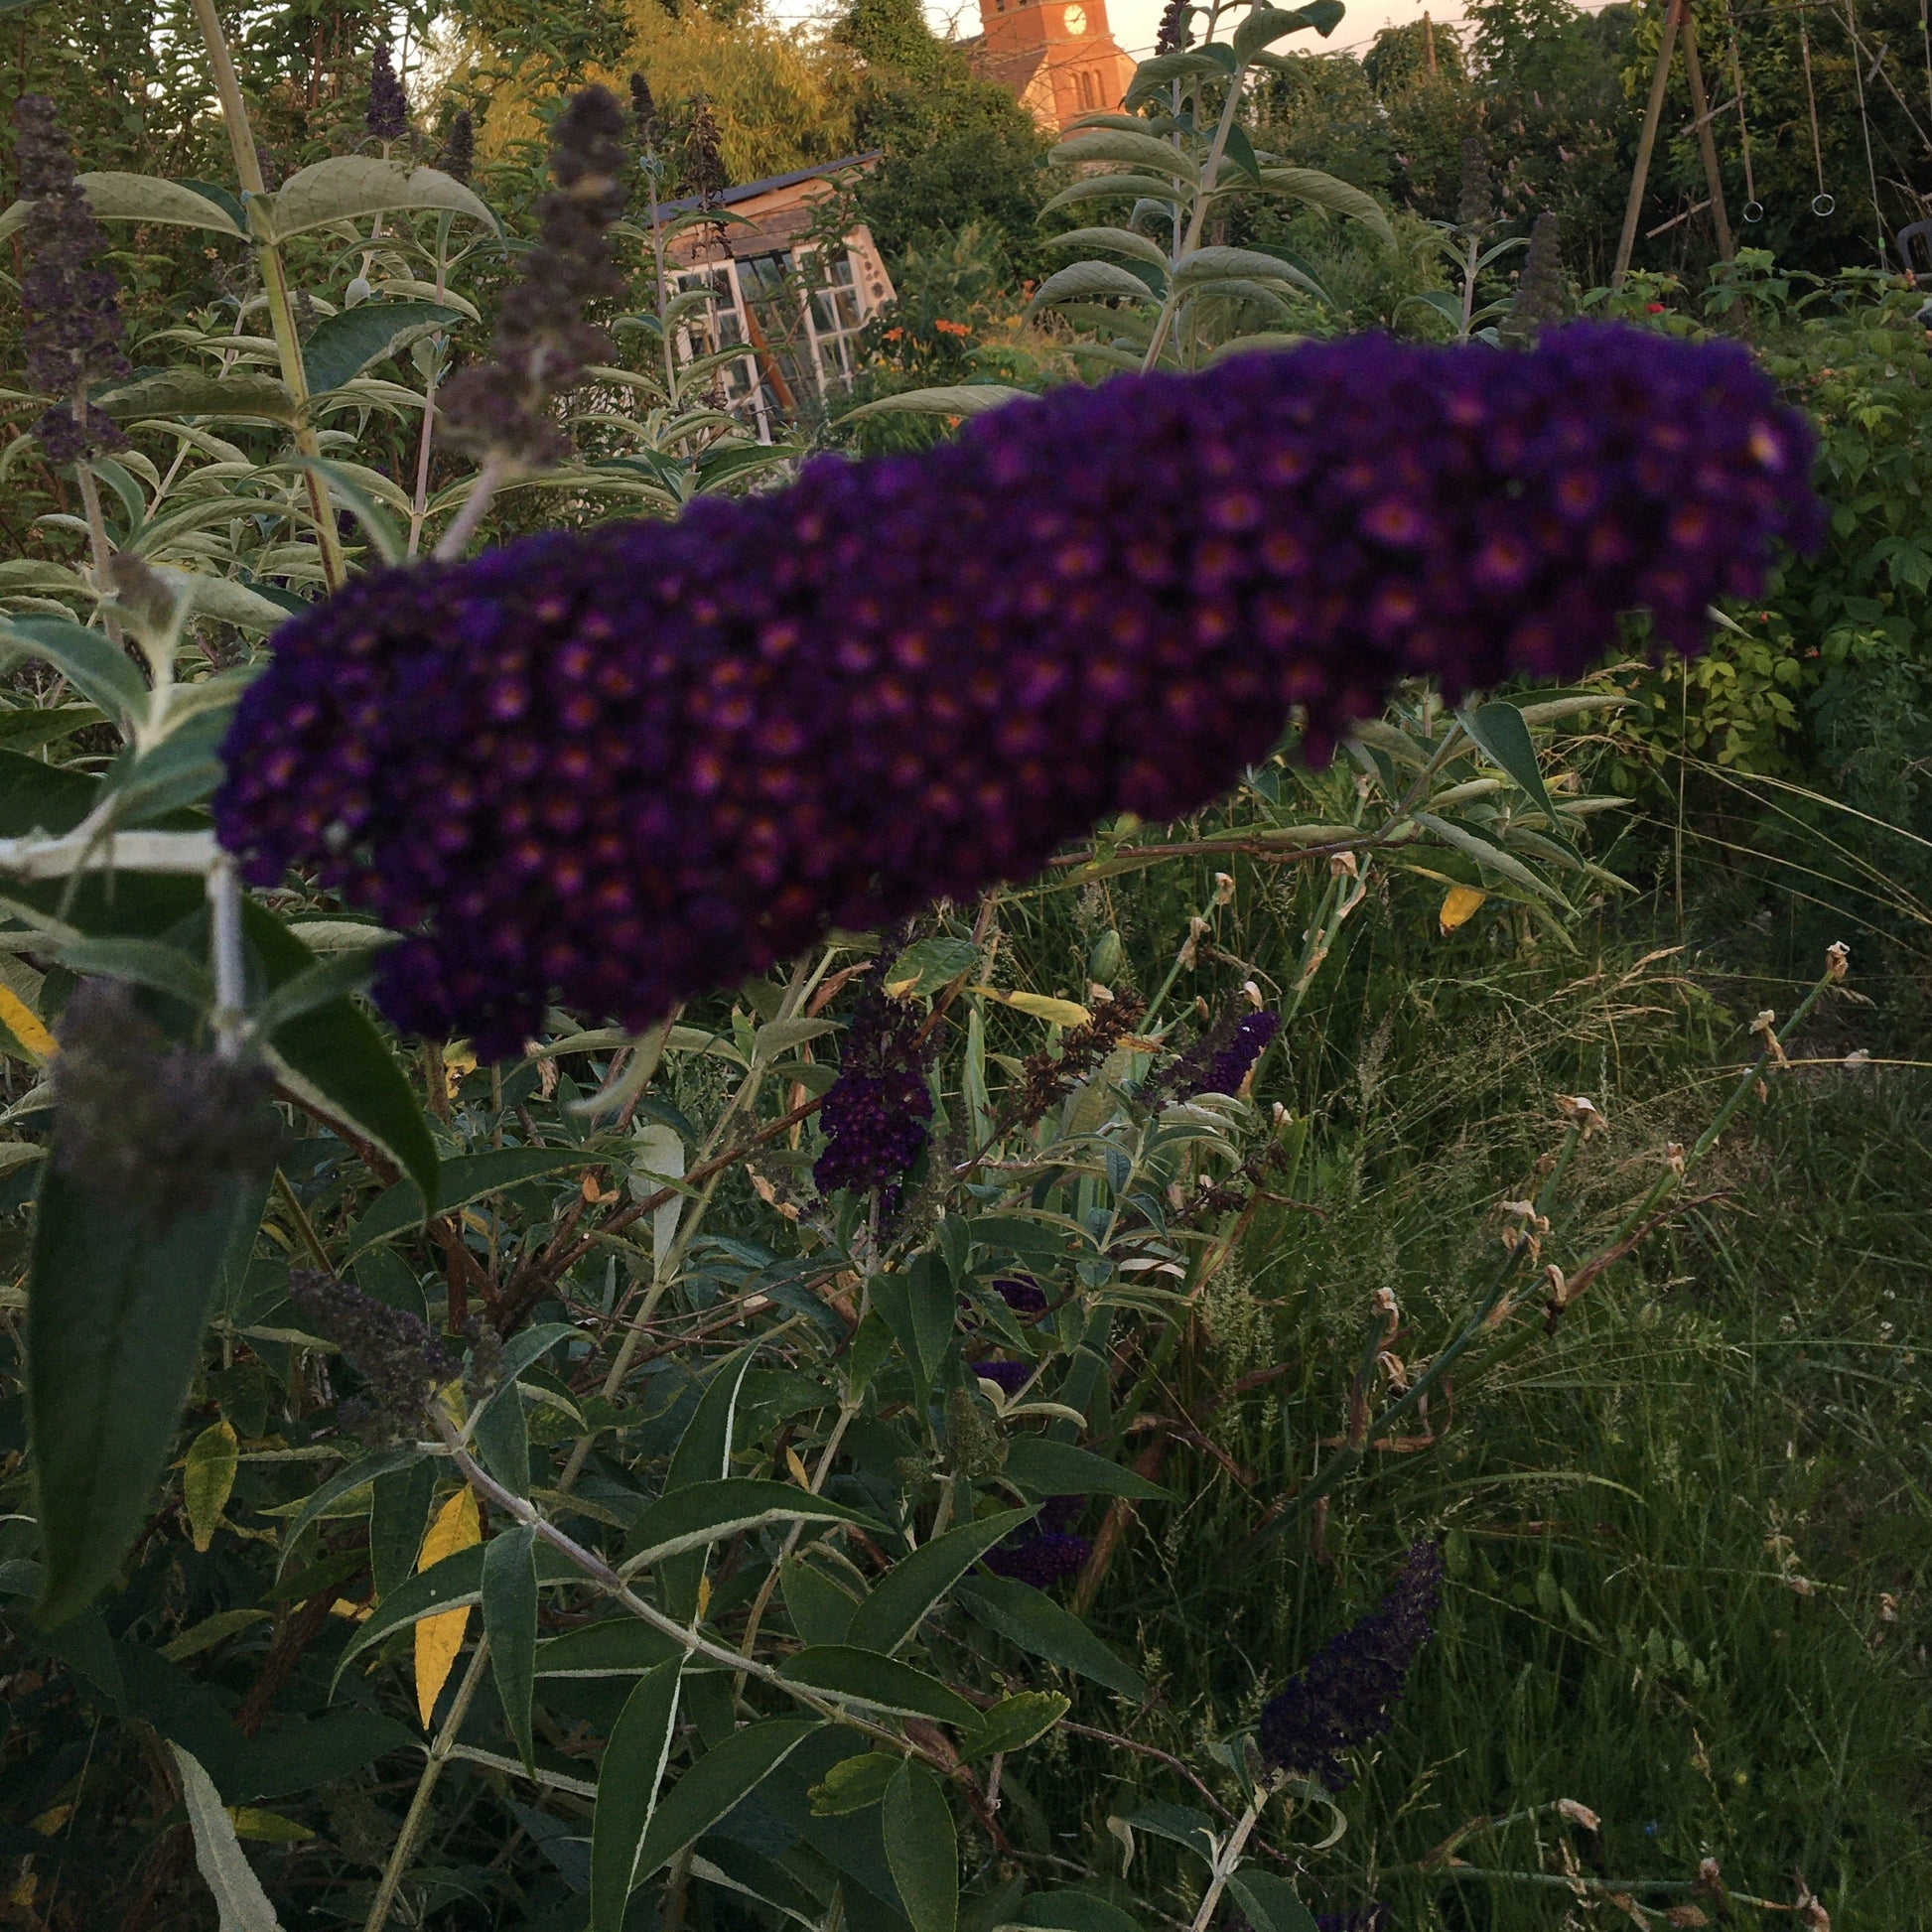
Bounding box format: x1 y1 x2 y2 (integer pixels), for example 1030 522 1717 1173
216 326 1820 1058
814 965 935 1209
12 95 130 464
439 85 628 469
51 981 283 1233
1258 1539 1444 1787
289 1269 458 1447
367 40 409 143
1502 211 1566 345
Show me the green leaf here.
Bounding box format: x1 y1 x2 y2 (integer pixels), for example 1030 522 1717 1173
781 1552 863 1646
537 1618 686 1678
1409 810 1570 905
244 905 439 1210
0 172 246 244
284 457 406 566
809 1748 901 1815
370 1459 435 1599
1256 168 1395 244
343 1147 588 1257
954 1578 1147 1699
632 1718 820 1881
247 944 388 1036
256 159 498 242
626 1478 879 1573
1173 247 1321 301
152 569 290 635
0 616 146 733
1224 1871 1319 1932
1038 175 1190 217
474 1372 530 1495
837 384 1031 425
1112 1802 1217 1863
846 1510 1035 1655
656 1345 760 1619
1456 701 1573 845
303 301 467 394
170 1743 285 1932
1221 123 1264 186
591 1658 685 1932
778 1646 978 1725
1040 227 1173 272
1048 130 1197 180
960 1690 1068 1760
30 1166 261 1625
1025 262 1164 318
94 370 298 427
55 935 211 1012
1125 48 1238 103
884 1760 957 1932
183 1421 238 1553
275 1448 426 1575
1002 1440 1172 1499
483 1526 540 1775
1233 5 1313 56
1019 1892 1146 1932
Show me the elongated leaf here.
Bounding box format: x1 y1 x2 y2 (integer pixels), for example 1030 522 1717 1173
258 159 497 241
474 1372 530 1496
1409 810 1569 905
153 569 290 634
1125 49 1238 102
1003 1439 1172 1499
170 1744 284 1932
274 1446 422 1573
1019 1890 1145 1932
845 1509 1035 1655
467 1323 578 1434
30 1166 260 1625
183 1421 238 1554
1039 175 1191 217
94 370 297 426
884 1760 957 1932
0 172 245 245
632 1719 820 1881
1173 247 1319 299
782 1552 864 1645
332 1544 485 1687
590 1658 685 1932
370 1458 435 1599
1041 226 1173 271
0 616 145 732
303 301 466 394
779 1646 978 1725
960 1690 1068 1760
248 945 387 1036
1256 168 1395 243
483 1526 540 1774
1456 701 1573 844
284 457 405 565
837 385 1030 424
537 1618 686 1678
1048 130 1197 180
954 1578 1147 1698
810 1749 900 1815
55 935 211 1011
416 1488 481 1725
343 1147 589 1257
1233 5 1313 57
244 905 439 1209
1026 262 1163 318
627 1478 879 1573
655 1344 759 1617
1224 1871 1319 1932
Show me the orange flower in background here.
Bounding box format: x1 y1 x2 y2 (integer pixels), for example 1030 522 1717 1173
933 318 972 339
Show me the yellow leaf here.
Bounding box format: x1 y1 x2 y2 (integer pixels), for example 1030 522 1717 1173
444 1041 478 1099
784 1446 811 1488
0 985 56 1061
226 1806 315 1844
183 1419 238 1554
969 987 1092 1029
414 1487 480 1726
1439 885 1488 935
695 1573 712 1622
30 1804 71 1836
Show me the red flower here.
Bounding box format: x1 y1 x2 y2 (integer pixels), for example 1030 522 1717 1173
1645 302 1667 314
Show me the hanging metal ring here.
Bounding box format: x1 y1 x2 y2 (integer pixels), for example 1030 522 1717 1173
1812 192 1836 216
1743 200 1764 223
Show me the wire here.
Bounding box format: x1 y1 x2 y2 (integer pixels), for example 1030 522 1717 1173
1845 0 1890 256
1723 0 1762 219
1798 6 1836 213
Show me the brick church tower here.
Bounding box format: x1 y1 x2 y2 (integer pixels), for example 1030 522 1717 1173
963 0 1140 132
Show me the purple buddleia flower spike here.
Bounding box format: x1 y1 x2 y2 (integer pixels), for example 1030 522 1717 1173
984 1497 1090 1588
813 963 934 1209
12 96 130 464
441 109 475 185
216 327 1822 1058
1257 1540 1444 1788
994 1278 1049 1314
1155 1003 1280 1102
973 1358 1033 1396
367 40 410 142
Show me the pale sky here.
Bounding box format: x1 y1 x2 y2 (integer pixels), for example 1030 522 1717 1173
768 0 1470 67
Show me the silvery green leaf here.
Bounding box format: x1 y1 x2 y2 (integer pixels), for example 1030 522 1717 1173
1173 246 1324 300
0 172 246 244
1025 262 1162 318
94 370 297 427
153 569 290 634
1041 226 1173 270
256 159 498 241
1040 174 1193 217
1410 810 1571 905
1204 331 1309 361
1049 129 1199 179
1256 168 1396 243
837 384 1031 423
171 1744 284 1931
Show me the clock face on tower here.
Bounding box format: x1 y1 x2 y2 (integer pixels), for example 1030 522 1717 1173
1062 3 1088 31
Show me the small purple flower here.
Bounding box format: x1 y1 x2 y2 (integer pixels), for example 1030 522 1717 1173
216 327 1821 1058
812 967 934 1208
984 1496 1090 1588
1258 1540 1444 1788
994 1278 1049 1314
1149 1003 1280 1104
366 40 409 142
973 1358 1033 1395
12 95 129 464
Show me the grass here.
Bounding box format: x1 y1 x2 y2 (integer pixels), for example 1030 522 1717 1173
986 826 1932 1931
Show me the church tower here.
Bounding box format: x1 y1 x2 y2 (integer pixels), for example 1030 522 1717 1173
966 0 1139 132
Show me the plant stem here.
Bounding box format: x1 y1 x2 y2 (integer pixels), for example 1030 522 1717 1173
185 0 345 592
207 854 245 1059
1187 1777 1276 1932
1142 55 1250 372
362 1635 491 1932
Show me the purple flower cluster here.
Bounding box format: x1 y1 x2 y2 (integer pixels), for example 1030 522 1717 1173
1156 1005 1281 1103
973 1358 1033 1395
994 1278 1049 1315
215 326 1819 1058
813 967 934 1206
1257 1540 1444 1788
366 41 409 142
12 96 130 464
984 1496 1090 1589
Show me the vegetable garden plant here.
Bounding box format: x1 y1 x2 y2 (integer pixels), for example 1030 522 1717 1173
0 3 1869 1927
